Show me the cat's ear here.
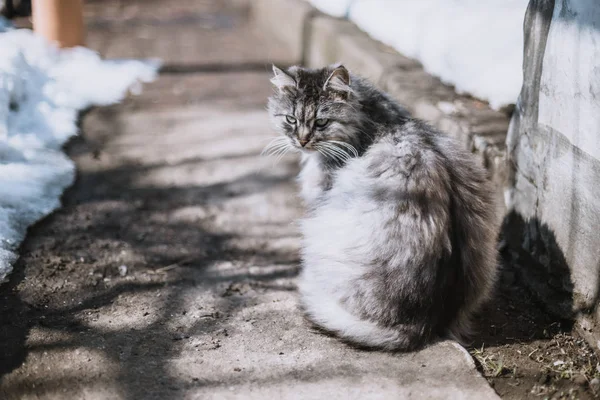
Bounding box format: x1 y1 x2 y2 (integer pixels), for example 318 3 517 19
323 65 351 98
271 65 296 91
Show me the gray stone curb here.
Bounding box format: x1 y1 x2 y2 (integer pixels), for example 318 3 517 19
251 0 510 220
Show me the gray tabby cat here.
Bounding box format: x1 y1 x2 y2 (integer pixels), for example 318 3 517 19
266 64 498 351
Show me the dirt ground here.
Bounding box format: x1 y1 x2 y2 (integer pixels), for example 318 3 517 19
470 249 600 399
0 1 598 399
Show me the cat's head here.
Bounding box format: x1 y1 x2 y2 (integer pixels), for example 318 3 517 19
266 64 362 161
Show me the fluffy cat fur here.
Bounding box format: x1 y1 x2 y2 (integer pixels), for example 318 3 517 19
266 64 498 351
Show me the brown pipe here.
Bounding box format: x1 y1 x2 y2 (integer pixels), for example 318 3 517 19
32 0 85 48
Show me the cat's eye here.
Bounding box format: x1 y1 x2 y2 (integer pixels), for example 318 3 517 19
285 115 297 124
315 118 329 128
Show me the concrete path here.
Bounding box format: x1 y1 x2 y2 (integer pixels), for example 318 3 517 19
0 1 498 398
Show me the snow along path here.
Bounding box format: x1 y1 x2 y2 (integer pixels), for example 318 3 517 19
0 21 158 283
307 0 528 110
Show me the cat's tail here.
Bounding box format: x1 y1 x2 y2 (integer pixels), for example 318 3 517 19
301 295 427 351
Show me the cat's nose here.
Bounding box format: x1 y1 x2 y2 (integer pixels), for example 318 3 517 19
299 139 309 147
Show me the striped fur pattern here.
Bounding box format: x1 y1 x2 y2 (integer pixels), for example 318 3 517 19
266 64 499 351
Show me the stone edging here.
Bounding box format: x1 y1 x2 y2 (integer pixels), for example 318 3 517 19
251 0 509 218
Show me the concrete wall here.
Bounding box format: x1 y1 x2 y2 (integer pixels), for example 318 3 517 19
506 0 600 339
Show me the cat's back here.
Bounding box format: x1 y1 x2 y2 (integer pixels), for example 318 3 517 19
330 119 455 204
304 119 455 265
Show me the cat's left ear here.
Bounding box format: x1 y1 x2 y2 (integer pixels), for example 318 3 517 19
323 65 351 98
271 65 296 91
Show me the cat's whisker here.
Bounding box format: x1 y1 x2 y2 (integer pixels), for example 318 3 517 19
313 144 331 161
274 145 299 166
315 143 348 165
265 141 299 166
268 145 290 159
261 138 290 157
263 147 286 158
263 142 288 155
259 144 292 172
319 142 350 162
274 147 292 165
312 143 328 158
328 140 359 158
261 136 288 150
339 142 359 158
323 146 349 163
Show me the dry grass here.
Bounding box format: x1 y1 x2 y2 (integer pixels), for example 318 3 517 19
471 332 600 399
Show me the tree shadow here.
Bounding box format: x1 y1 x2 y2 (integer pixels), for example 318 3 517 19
0 103 302 399
471 211 574 349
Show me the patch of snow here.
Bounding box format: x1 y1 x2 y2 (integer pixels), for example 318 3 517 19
0 19 159 283
308 0 528 109
308 0 354 17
